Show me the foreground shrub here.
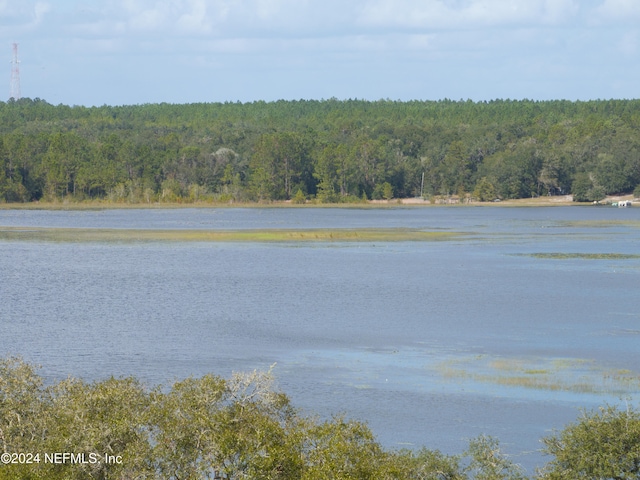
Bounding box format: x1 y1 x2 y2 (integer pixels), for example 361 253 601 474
539 404 640 479
1 356 638 479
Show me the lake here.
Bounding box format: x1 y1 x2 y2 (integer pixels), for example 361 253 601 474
1 205 639 473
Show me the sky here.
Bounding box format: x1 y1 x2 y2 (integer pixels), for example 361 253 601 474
1 0 639 106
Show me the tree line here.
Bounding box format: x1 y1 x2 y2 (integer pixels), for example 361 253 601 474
1 356 639 479
1 97 640 204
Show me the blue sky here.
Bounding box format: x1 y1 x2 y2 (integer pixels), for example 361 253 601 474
2 0 639 106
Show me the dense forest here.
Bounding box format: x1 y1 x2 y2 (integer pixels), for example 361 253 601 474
1 97 640 204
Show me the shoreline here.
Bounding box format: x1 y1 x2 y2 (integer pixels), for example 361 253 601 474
0 194 635 210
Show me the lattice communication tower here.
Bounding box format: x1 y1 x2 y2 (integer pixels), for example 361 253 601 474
10 42 21 100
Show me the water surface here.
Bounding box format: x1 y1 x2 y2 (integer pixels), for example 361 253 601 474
1 206 639 473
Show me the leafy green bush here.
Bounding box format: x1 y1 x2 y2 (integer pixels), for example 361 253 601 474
539 404 640 479
291 189 306 204
1 356 639 479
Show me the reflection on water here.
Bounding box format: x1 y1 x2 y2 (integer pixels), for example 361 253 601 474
1 206 640 473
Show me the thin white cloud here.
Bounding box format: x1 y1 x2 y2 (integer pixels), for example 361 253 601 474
357 0 580 30
0 0 50 28
176 0 213 34
120 0 173 32
109 0 303 35
617 30 638 56
24 0 586 68
0 1 31 22
6 1 585 43
594 0 640 20
33 1 50 24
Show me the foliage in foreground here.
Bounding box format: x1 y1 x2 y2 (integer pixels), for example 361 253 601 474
0 357 639 479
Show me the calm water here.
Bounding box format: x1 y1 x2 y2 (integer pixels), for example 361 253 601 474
1 206 640 473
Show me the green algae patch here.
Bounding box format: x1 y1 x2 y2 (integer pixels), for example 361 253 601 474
435 355 640 395
516 253 640 260
0 226 464 243
560 219 640 228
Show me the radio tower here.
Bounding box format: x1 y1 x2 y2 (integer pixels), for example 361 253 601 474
10 42 21 100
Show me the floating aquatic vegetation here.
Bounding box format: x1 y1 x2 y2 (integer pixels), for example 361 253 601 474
558 219 640 229
515 252 640 260
435 355 640 395
0 226 465 243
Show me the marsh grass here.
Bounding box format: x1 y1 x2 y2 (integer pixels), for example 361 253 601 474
0 226 464 243
559 219 640 228
436 355 640 394
516 253 640 260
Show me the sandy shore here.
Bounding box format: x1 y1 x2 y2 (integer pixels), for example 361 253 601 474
398 194 636 207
